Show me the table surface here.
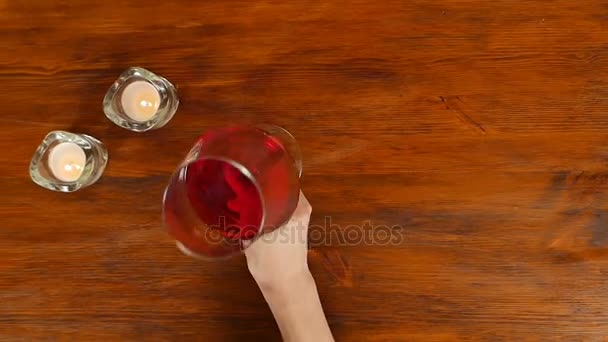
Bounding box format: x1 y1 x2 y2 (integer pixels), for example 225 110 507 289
1 0 608 340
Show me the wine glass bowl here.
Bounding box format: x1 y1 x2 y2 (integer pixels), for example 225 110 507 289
162 125 302 258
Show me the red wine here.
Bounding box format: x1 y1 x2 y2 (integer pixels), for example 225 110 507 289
185 158 262 240
163 126 300 257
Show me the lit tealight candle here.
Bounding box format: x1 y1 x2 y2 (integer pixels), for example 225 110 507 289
48 142 86 182
120 81 161 122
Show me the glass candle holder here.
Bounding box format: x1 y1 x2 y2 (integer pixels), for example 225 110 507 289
103 67 179 132
29 131 108 192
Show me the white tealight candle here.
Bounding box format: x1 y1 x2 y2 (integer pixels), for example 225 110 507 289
120 81 161 122
48 142 86 182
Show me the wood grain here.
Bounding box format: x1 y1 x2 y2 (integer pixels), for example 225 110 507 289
1 0 608 340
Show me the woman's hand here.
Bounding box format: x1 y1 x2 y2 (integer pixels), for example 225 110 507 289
244 192 334 342
245 191 312 291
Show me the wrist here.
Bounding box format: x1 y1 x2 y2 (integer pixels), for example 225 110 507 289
253 266 313 297
255 269 333 342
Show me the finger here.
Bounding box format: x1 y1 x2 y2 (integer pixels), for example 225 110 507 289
241 238 253 249
295 191 312 216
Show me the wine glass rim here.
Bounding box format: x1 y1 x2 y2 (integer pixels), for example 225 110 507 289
255 124 303 178
164 155 267 244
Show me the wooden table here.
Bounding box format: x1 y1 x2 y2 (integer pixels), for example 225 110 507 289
1 1 607 340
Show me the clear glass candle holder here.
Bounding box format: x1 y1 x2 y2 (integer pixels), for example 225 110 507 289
103 67 179 132
29 131 108 192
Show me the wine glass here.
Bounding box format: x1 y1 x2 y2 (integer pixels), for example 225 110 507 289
162 125 302 258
